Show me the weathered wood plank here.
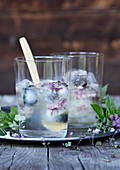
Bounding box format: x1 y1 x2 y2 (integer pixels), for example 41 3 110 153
78 144 120 170
0 143 16 170
1 11 120 64
103 62 120 94
49 147 83 170
0 0 120 12
1 144 48 170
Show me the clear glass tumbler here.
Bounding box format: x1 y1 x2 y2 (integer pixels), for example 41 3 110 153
14 56 71 137
54 52 104 129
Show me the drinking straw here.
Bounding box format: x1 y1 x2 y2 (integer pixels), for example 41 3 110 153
19 37 40 85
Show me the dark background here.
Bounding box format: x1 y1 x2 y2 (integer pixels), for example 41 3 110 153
0 0 120 94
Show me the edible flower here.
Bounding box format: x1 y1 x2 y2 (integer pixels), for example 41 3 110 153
109 114 120 129
93 128 102 134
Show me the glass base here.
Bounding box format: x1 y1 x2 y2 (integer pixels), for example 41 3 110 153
68 125 88 135
20 129 67 138
68 123 95 136
68 124 89 129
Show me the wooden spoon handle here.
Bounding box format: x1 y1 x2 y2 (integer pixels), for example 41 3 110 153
19 37 40 85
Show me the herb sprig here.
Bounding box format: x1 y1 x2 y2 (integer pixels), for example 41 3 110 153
89 84 120 134
0 106 25 135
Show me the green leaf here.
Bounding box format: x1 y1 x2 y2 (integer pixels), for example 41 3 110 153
0 110 8 119
106 118 112 126
0 129 6 135
95 141 102 146
114 145 118 148
10 106 18 118
116 106 120 116
101 84 109 104
0 107 20 133
105 95 116 115
65 142 71 147
0 110 13 122
47 142 50 145
91 104 104 119
103 117 107 123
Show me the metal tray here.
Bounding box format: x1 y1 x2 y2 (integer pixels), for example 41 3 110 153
0 131 116 142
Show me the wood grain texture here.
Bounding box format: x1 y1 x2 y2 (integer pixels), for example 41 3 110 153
0 143 48 170
0 143 16 170
0 0 120 12
78 144 120 170
49 147 82 170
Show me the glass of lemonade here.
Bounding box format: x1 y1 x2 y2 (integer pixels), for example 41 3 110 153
14 56 71 138
54 52 104 129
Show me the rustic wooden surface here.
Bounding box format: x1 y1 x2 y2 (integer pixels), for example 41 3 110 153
0 0 120 95
1 141 120 170
0 95 120 169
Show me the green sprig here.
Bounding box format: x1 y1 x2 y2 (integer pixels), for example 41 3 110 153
89 84 120 134
0 106 26 135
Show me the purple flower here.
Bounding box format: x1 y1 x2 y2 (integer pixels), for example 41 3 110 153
69 132 73 137
112 115 120 129
112 120 116 126
74 89 82 100
109 115 113 120
115 114 119 120
116 118 120 123
41 83 47 87
12 133 23 138
18 133 23 138
48 98 67 113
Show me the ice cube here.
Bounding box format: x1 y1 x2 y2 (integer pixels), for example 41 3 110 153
38 82 52 103
87 72 99 91
23 85 38 106
58 86 68 98
71 70 87 87
17 79 33 89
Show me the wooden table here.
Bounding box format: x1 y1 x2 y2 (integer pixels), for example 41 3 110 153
0 95 120 170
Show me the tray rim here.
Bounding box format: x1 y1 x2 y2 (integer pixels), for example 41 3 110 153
0 131 116 142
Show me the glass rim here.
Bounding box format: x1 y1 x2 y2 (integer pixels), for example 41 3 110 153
14 56 67 62
52 51 104 57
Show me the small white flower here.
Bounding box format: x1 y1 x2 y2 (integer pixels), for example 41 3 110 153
93 128 101 134
110 128 115 132
4 131 11 138
88 128 92 132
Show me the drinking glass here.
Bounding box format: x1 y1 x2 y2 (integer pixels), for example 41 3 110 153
14 56 71 137
53 52 104 128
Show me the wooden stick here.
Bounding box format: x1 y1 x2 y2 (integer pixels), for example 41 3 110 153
19 37 40 85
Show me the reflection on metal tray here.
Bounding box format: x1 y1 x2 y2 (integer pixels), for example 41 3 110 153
0 131 116 142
